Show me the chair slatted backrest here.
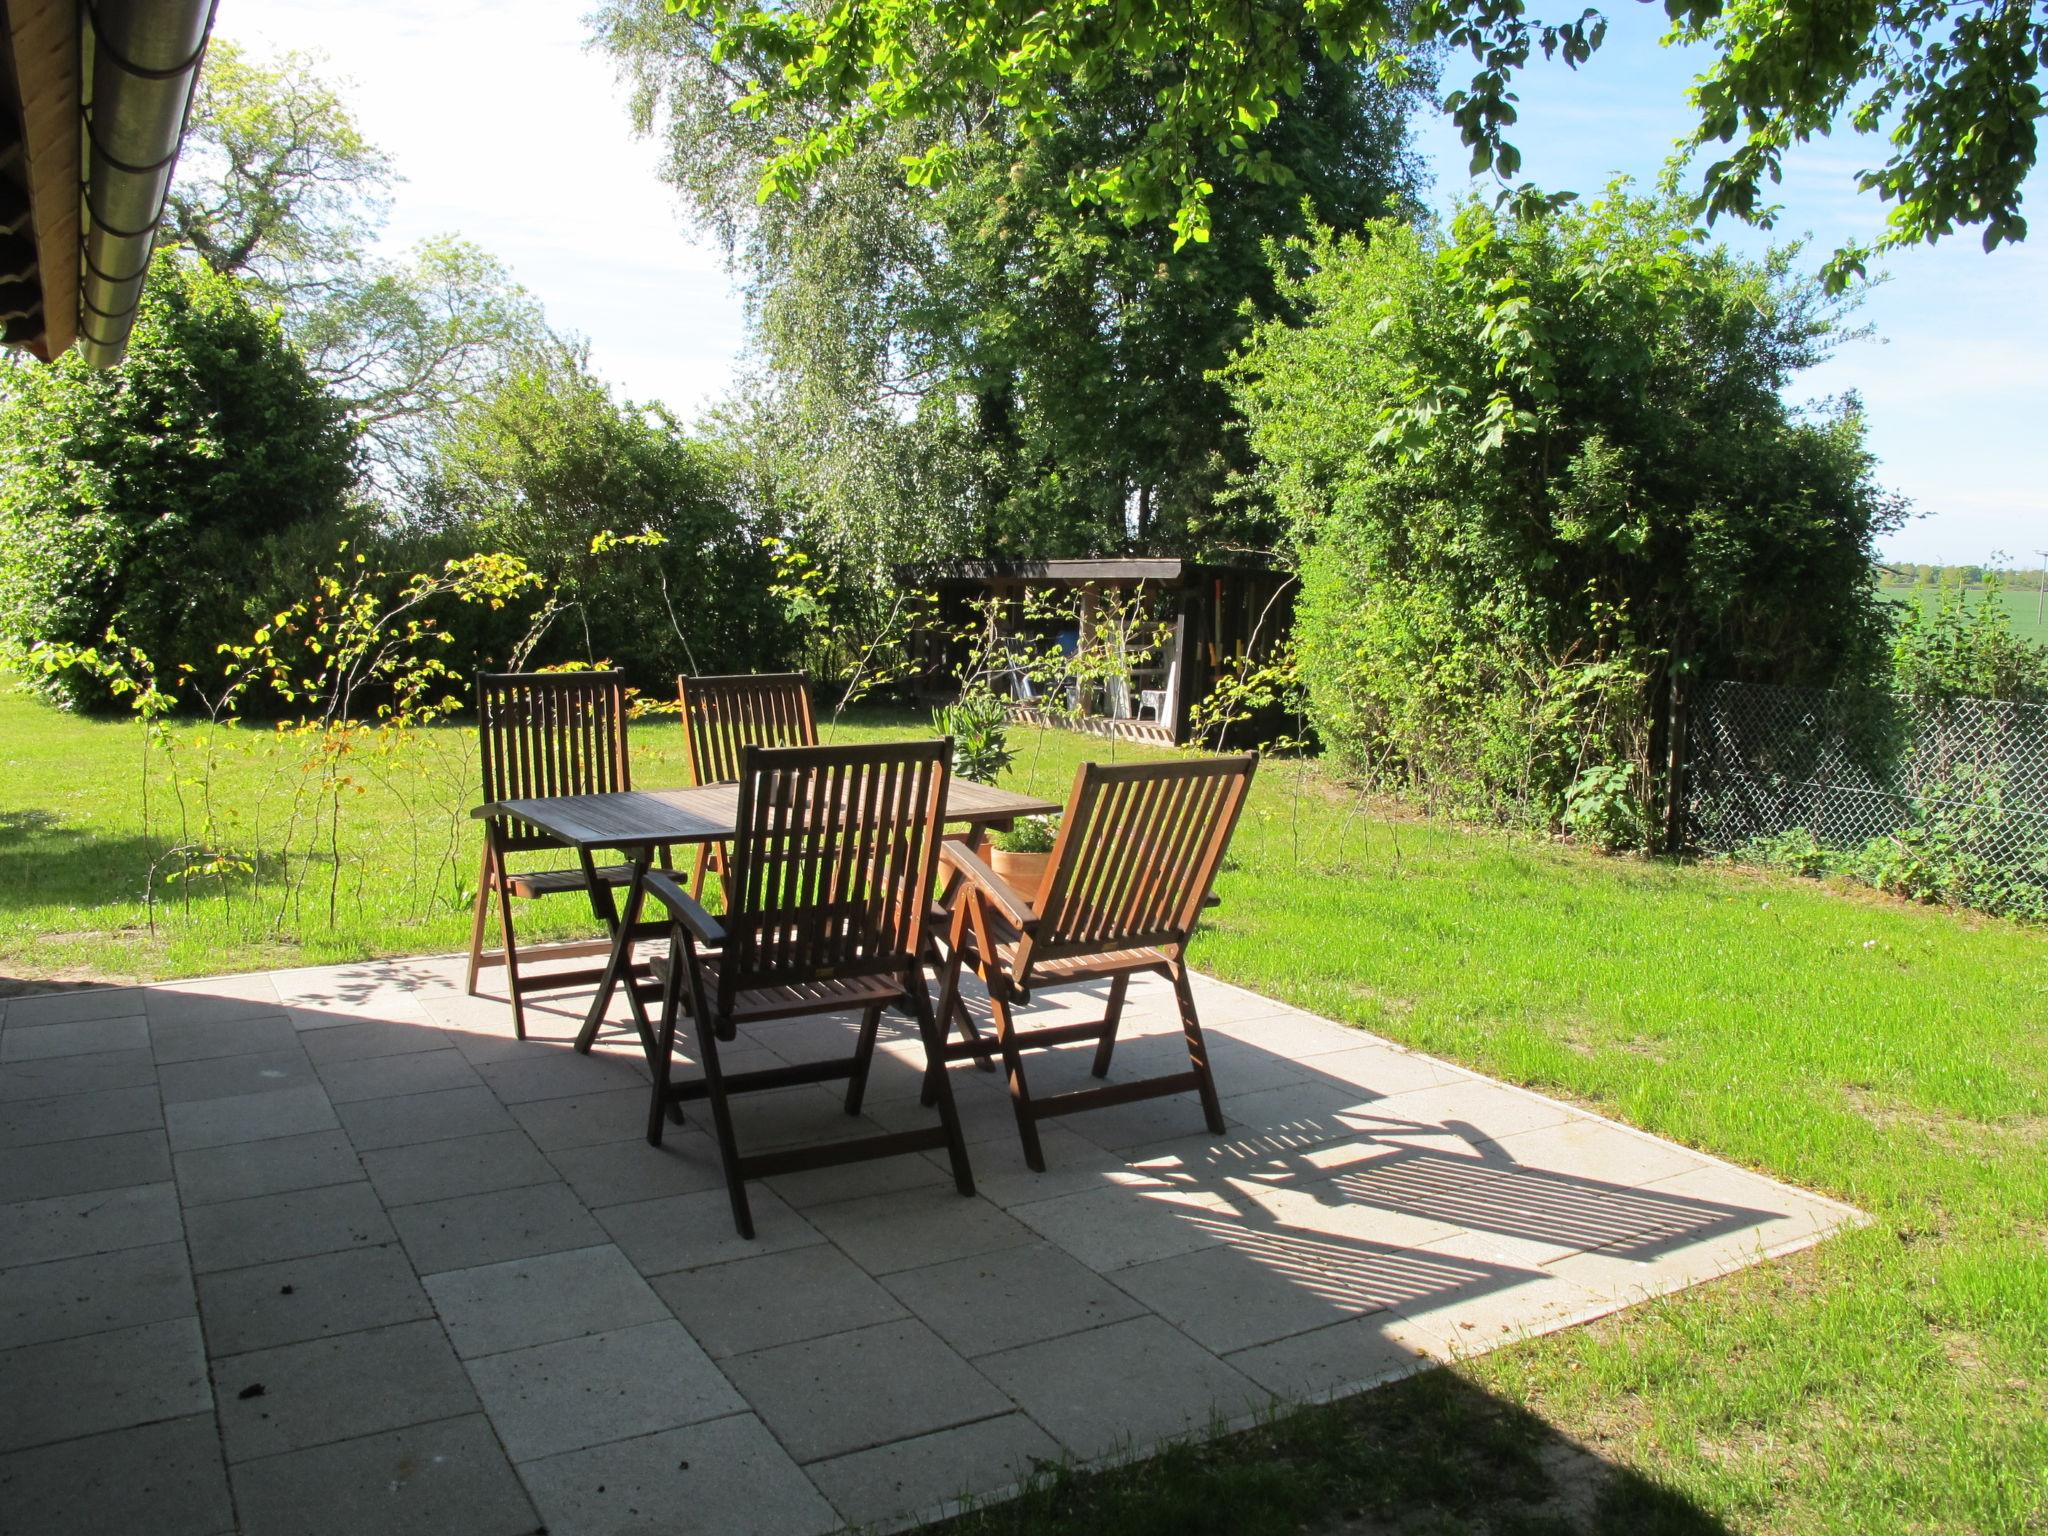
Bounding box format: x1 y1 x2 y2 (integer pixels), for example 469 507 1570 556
1020 754 1258 976
718 741 949 1004
477 671 632 853
679 673 817 786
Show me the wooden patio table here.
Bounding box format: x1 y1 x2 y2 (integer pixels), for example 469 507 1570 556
473 778 1060 1066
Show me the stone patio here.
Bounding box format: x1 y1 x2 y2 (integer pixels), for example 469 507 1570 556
0 955 1859 1536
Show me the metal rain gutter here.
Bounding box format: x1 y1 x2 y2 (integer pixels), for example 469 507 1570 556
76 0 214 368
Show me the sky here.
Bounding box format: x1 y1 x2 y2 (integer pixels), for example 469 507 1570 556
227 0 2045 569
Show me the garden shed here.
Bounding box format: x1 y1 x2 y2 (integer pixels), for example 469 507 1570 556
909 557 1294 746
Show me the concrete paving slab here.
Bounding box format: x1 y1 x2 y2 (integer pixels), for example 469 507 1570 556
0 1046 157 1101
196 1243 433 1357
978 1315 1262 1462
508 1085 653 1151
0 1412 232 1536
0 1181 183 1267
766 1143 955 1209
0 987 146 1029
426 1243 669 1360
721 1317 1010 1464
0 1239 195 1350
318 1047 485 1104
1008 1180 1236 1272
297 1017 455 1065
517 1412 840 1536
544 1131 727 1208
173 1129 362 1207
808 1411 1065 1531
336 1084 514 1151
598 1184 824 1277
228 1412 537 1536
2 1084 161 1147
390 1180 605 1277
0 1128 170 1205
213 1317 479 1462
159 1047 318 1106
1 1014 151 1062
359 1128 557 1208
149 1013 299 1064
880 1240 1146 1359
185 1180 394 1274
1223 1313 1435 1400
166 1084 339 1153
651 1243 908 1360
465 1318 743 1463
0 1317 211 1453
474 1046 648 1104
804 1183 1035 1276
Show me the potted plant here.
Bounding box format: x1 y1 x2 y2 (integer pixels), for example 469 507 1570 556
988 813 1059 897
932 687 1014 784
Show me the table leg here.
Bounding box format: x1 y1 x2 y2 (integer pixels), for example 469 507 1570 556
574 848 649 1055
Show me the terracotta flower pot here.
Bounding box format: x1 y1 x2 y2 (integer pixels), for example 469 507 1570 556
988 847 1052 898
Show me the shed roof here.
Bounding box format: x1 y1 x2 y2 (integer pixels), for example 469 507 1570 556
914 557 1275 587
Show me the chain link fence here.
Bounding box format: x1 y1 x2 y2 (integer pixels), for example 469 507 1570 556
1685 680 2048 920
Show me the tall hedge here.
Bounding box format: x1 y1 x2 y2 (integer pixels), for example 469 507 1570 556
0 252 360 709
1227 191 1905 835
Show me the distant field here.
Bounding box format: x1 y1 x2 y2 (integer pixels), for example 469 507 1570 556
1884 584 2048 645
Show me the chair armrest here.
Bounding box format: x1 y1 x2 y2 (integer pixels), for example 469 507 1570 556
643 867 725 947
939 840 1037 932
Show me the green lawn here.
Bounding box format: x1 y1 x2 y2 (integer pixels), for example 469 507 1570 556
3 680 2044 1532
1884 584 2048 646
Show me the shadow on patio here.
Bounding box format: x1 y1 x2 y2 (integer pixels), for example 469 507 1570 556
0 956 1854 1535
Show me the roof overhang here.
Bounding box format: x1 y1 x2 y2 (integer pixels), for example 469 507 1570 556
1 0 80 358
910 557 1278 587
1 0 214 366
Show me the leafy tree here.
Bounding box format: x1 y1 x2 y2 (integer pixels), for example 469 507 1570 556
165 39 393 286
166 39 544 489
424 342 787 684
594 2 1425 566
1226 188 1906 833
667 0 2048 286
0 254 359 709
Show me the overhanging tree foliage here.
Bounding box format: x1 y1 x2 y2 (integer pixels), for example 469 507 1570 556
595 1 1427 568
166 40 544 490
666 0 2048 286
1227 189 1906 838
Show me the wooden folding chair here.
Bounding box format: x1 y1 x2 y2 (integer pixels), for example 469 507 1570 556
640 739 976 1238
677 672 817 900
466 670 638 1039
927 753 1258 1169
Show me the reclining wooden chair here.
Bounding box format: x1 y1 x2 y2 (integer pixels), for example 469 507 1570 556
640 739 976 1238
927 753 1258 1169
467 670 639 1039
678 672 817 900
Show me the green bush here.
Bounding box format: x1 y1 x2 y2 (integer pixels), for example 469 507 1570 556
1227 189 1902 839
1892 583 2048 703
423 344 789 687
0 253 360 709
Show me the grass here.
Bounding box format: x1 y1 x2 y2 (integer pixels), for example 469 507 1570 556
1883 585 2048 646
3 679 2045 1532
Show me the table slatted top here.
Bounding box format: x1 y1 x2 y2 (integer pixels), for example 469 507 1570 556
477 779 1060 851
